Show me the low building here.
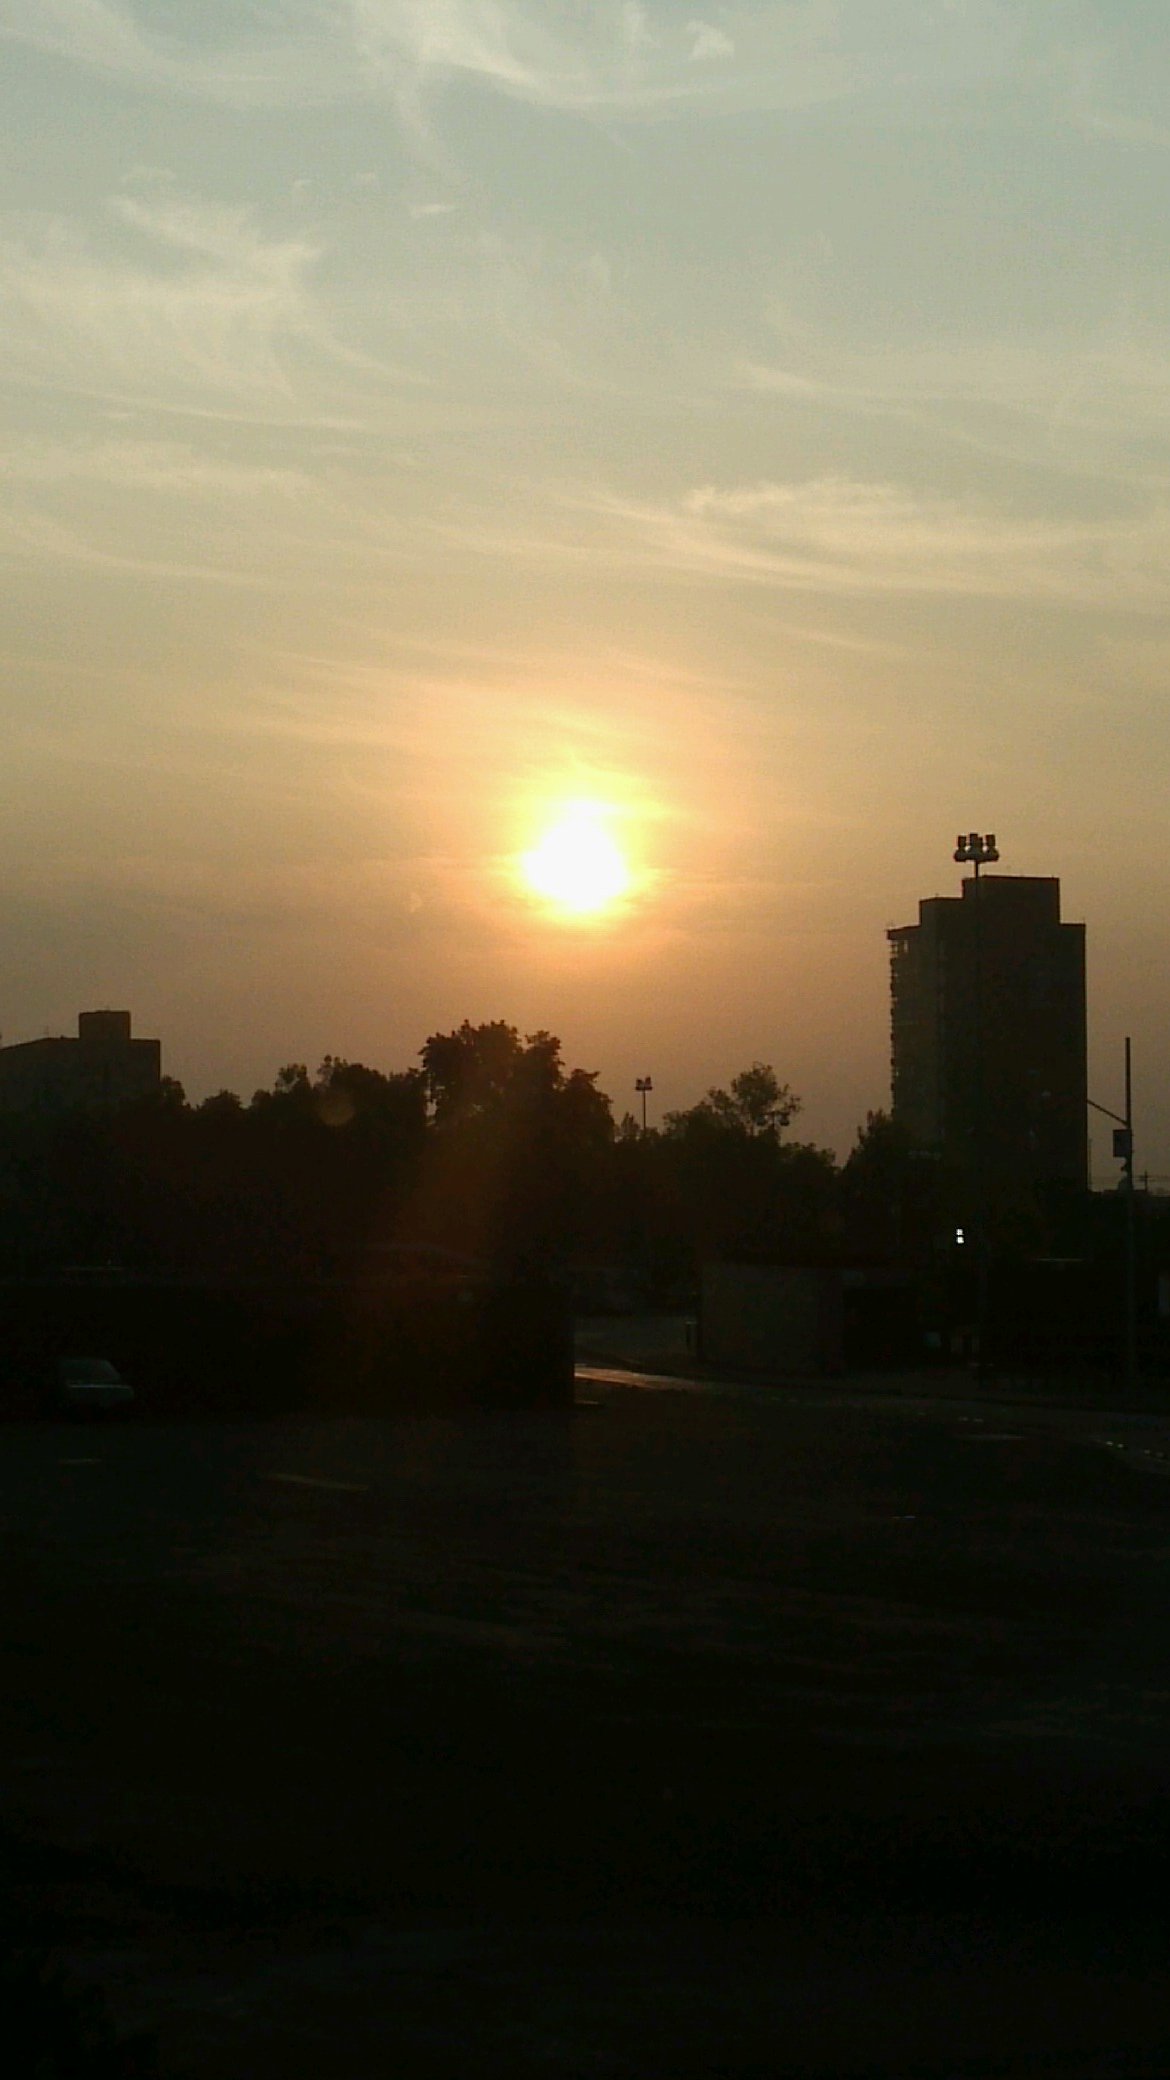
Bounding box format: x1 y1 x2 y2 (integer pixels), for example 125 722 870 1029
699 1262 920 1376
700 1262 842 1375
0 1011 161 1114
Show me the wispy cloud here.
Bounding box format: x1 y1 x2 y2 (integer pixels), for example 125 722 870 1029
0 502 268 585
631 475 1170 606
687 21 734 63
0 0 1025 121
1071 103 1170 153
0 0 348 108
620 3 656 53
741 321 1170 487
0 187 363 404
330 0 990 119
1057 34 1170 155
0 0 708 111
1 0 161 77
483 473 1170 611
347 0 559 100
3 437 309 497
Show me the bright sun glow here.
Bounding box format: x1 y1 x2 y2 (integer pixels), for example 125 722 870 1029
521 804 631 917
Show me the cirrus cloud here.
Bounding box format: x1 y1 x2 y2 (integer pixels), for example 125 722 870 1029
688 21 734 62
0 0 1026 120
599 474 1170 609
0 187 367 404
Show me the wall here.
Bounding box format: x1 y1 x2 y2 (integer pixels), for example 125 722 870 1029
700 1263 843 1377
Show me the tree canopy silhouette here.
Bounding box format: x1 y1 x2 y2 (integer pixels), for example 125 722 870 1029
657 1064 834 1261
412 1023 612 1268
0 1032 859 1284
663 1062 800 1142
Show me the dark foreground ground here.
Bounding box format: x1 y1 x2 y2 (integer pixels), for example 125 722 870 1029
3 1364 1170 2075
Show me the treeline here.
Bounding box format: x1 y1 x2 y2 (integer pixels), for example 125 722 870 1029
0 1020 950 1287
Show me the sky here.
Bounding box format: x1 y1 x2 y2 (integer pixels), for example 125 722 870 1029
2 1 1169 1173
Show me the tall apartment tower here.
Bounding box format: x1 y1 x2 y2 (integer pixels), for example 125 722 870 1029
888 874 1088 1196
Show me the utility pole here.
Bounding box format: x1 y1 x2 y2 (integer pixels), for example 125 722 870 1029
635 1075 653 1136
1088 1036 1137 1396
1125 1035 1137 1395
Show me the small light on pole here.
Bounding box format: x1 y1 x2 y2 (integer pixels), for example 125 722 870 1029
635 1075 653 1135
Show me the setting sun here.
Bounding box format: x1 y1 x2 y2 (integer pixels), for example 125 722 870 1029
521 804 631 917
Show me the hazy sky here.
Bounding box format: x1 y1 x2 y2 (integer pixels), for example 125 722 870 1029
2 2 1169 1172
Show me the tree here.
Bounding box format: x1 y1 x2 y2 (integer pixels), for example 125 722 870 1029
658 1065 832 1262
313 1057 426 1142
840 1109 947 1262
274 1062 311 1097
664 1061 800 1142
196 1089 243 1119
414 1023 613 1266
728 1062 800 1137
421 1021 527 1125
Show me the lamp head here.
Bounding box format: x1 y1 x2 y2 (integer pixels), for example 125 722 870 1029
953 830 1000 866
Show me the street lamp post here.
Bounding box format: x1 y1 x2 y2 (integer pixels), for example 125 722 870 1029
952 831 999 1377
1088 1036 1137 1395
635 1075 653 1135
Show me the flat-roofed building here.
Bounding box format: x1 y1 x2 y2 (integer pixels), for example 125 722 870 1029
0 1011 161 1114
888 875 1088 1196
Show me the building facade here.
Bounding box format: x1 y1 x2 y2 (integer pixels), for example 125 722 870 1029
888 875 1088 1198
0 1011 161 1114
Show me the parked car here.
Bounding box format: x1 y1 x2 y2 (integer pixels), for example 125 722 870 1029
45 1357 135 1418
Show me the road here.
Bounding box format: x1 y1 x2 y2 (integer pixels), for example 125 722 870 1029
2 1369 1170 2075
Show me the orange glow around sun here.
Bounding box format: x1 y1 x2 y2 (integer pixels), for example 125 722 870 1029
520 803 631 917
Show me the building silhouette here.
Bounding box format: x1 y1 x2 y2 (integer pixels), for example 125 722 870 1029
888 875 1088 1198
0 1010 161 1114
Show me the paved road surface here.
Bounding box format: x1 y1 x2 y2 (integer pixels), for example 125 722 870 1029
2 1371 1170 2075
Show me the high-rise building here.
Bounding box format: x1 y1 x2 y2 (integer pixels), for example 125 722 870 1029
888 875 1088 1197
0 1010 161 1114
